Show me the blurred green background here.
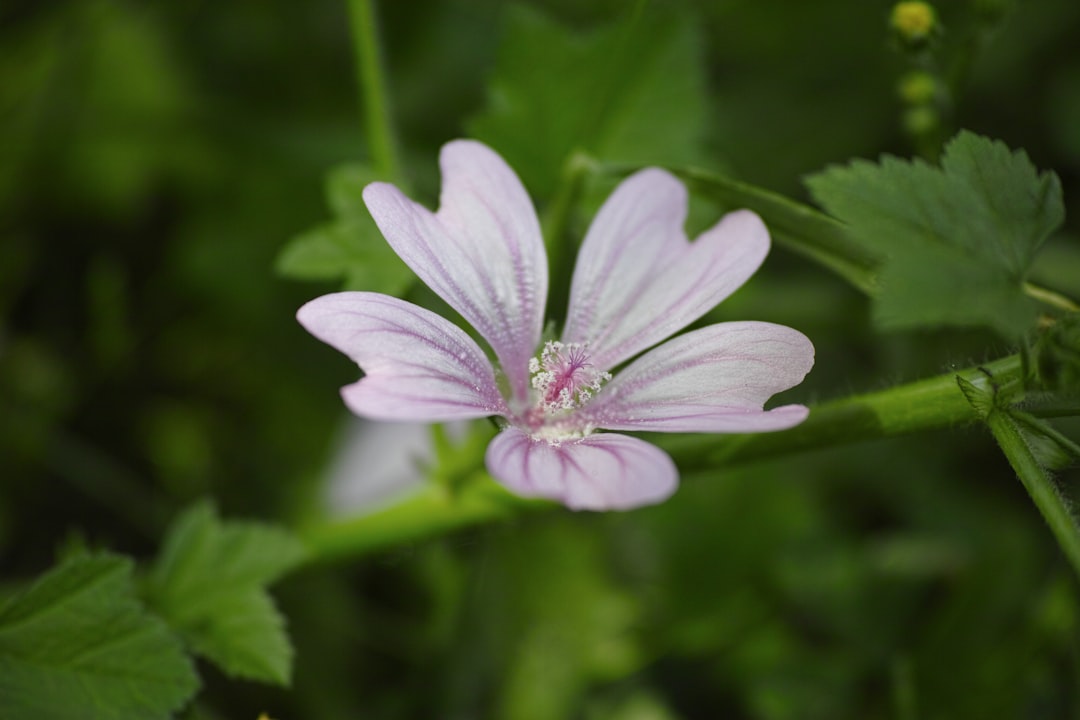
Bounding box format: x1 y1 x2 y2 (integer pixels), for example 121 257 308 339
3 0 1080 717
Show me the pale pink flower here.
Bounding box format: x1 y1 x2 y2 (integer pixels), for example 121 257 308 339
298 140 814 511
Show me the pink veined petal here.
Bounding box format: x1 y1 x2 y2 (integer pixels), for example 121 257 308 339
485 428 678 511
582 321 814 433
563 168 771 370
362 140 547 407
297 292 509 422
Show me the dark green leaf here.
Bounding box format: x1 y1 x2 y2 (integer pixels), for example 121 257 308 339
145 502 307 686
806 131 1064 336
0 553 198 720
469 4 706 200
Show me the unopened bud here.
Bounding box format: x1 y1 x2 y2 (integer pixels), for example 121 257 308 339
891 2 938 46
903 106 940 136
898 71 937 105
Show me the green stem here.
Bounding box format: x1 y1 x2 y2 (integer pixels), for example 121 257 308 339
347 0 401 181
303 472 546 564
541 150 594 326
1023 282 1080 313
984 408 1080 580
664 355 1025 471
891 656 918 720
302 352 1067 562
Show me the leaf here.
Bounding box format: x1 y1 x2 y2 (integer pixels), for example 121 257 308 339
806 131 1065 337
468 4 706 200
0 553 199 720
276 163 413 295
145 502 307 685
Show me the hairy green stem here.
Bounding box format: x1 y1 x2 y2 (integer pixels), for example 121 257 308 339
303 473 544 564
662 354 1025 471
984 408 1080 580
347 0 401 181
302 353 1056 562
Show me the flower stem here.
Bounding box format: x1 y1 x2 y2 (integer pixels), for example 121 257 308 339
663 354 1026 471
300 352 1066 562
347 0 401 181
302 473 546 564
542 150 594 327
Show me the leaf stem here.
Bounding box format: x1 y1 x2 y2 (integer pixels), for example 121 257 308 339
984 408 1080 580
1023 282 1080 313
347 0 401 181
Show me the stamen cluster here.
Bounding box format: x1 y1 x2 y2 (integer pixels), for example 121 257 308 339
528 341 611 413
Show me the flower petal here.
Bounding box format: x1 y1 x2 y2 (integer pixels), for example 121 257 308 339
583 321 814 433
297 292 508 421
563 168 770 370
485 428 677 511
362 140 547 406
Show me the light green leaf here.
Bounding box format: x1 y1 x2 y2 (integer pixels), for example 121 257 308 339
145 502 307 686
469 4 706 200
0 553 198 720
806 131 1065 337
276 163 413 294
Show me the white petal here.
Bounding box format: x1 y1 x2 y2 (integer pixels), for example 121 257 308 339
485 428 678 511
563 168 770 370
363 141 547 406
297 292 508 421
583 321 814 432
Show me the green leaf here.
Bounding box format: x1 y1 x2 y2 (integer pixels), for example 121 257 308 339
276 163 413 294
806 131 1065 337
469 4 706 200
145 502 307 686
0 553 198 720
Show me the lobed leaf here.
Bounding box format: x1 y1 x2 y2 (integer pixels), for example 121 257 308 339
0 553 198 720
145 502 307 686
806 131 1064 337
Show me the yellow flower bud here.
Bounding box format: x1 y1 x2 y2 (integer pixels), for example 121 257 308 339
891 2 938 44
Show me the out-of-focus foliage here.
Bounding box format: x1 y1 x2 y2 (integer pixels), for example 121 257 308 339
467 4 706 200
277 164 414 294
3 0 1080 718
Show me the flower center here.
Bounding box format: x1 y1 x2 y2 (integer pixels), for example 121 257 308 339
528 341 611 413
